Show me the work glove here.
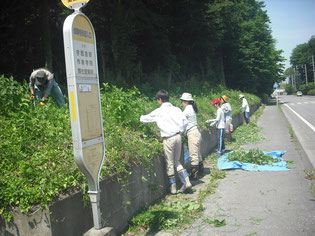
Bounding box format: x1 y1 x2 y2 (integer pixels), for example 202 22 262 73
30 95 35 101
39 99 46 106
210 122 216 127
205 119 215 124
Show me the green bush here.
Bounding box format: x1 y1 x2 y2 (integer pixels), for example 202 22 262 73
0 76 260 221
299 83 315 95
0 77 162 220
0 76 28 115
285 84 296 95
307 89 315 95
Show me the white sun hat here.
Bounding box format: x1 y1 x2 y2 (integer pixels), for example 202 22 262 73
180 93 194 101
239 94 244 99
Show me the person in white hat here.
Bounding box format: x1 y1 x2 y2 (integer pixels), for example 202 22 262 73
29 68 65 106
239 94 250 124
180 93 203 180
140 90 192 194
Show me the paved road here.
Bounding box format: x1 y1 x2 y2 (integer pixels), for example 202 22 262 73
279 95 315 169
180 100 315 236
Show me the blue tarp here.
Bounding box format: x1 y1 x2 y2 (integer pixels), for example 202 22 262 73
217 150 290 171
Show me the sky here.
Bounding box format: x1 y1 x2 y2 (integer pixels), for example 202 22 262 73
262 0 315 70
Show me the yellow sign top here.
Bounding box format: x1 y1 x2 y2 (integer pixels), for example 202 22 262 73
61 0 89 10
72 15 94 44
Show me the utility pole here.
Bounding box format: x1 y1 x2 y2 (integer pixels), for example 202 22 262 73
293 66 296 89
290 75 293 88
312 54 315 85
304 64 308 84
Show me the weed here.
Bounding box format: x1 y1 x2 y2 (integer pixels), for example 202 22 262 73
228 149 280 165
197 181 216 203
304 170 315 180
0 75 261 221
231 122 265 148
251 104 265 123
210 168 226 180
250 217 264 225
128 200 203 232
310 184 315 198
278 103 283 112
287 125 294 138
203 216 226 227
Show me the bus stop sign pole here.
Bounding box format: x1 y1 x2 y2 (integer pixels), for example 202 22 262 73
62 0 105 230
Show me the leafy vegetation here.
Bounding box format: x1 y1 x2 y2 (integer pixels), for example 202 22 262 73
228 149 280 165
226 104 265 148
128 200 204 232
286 35 315 89
299 83 315 95
126 161 227 234
231 122 265 148
284 84 296 95
0 75 260 221
203 217 226 227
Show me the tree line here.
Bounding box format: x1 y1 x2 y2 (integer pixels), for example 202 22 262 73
285 35 315 89
0 0 284 97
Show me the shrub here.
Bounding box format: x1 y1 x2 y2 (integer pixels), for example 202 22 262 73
0 76 260 221
307 89 315 95
299 83 315 95
285 84 296 95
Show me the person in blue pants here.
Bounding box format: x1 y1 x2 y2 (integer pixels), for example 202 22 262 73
206 98 225 157
29 68 65 106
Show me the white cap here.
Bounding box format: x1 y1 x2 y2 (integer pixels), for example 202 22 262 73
180 93 194 101
239 94 244 99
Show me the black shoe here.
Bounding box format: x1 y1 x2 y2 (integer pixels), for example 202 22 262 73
199 161 204 174
190 165 199 180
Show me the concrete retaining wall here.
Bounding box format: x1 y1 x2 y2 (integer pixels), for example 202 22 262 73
0 104 260 236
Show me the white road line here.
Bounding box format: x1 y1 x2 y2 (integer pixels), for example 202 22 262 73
297 102 302 104
284 104 315 132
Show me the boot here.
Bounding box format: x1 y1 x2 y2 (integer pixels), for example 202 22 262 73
168 176 177 195
199 161 204 174
190 165 199 180
178 169 192 193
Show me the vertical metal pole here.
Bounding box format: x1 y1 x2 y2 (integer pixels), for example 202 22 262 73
304 64 308 84
88 190 102 229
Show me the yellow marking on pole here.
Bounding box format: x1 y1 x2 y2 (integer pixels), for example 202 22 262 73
71 91 76 121
61 0 89 8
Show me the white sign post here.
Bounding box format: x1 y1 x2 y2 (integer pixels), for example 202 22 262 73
62 0 105 230
273 82 279 105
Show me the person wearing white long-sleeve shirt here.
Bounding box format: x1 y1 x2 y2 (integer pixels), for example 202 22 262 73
180 93 203 180
140 89 192 194
206 98 225 157
239 94 250 124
